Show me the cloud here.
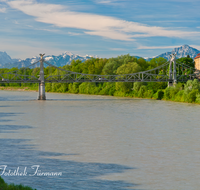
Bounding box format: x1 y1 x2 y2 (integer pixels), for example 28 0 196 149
0 7 6 13
6 0 200 41
110 48 127 51
138 45 181 50
94 0 118 4
68 32 82 36
96 0 112 4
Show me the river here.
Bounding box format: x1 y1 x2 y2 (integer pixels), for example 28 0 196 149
0 90 200 190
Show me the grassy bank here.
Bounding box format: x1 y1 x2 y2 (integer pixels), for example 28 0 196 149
0 176 36 190
44 79 200 104
1 80 200 104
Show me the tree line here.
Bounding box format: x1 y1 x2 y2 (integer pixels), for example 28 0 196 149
0 54 199 103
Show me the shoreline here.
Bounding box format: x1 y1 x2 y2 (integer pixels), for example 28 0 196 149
0 86 199 105
0 87 38 92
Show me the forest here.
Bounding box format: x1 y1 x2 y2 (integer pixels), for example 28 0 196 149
0 54 199 103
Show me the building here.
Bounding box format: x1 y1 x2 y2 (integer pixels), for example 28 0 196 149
194 53 200 70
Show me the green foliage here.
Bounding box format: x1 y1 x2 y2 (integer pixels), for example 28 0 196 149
116 62 141 75
143 90 154 98
147 57 167 70
79 82 100 94
196 93 200 103
115 82 133 93
187 89 199 103
99 82 116 95
0 176 36 190
183 79 200 102
133 82 143 93
154 90 164 100
1 54 200 104
147 82 167 93
177 57 195 68
138 85 147 98
102 60 121 75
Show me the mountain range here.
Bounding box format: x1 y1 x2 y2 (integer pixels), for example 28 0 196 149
0 45 199 68
0 52 98 69
153 44 200 60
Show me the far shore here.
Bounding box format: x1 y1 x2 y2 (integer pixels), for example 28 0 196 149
0 86 200 105
0 86 38 92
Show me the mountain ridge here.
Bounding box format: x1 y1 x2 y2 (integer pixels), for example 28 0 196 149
153 44 200 60
0 45 199 68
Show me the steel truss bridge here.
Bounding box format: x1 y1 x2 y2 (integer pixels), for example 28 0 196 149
0 54 199 100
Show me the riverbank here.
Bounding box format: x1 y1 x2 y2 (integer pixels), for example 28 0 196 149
1 81 200 104
0 86 38 92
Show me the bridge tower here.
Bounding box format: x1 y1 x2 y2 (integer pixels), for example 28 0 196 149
168 53 177 87
38 54 46 100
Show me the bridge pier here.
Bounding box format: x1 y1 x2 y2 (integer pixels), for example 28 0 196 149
38 53 46 100
168 81 173 87
38 82 46 100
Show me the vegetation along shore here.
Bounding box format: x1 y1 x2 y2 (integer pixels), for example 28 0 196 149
0 176 36 190
0 54 199 104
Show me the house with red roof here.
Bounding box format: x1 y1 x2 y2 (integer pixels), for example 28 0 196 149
194 53 200 70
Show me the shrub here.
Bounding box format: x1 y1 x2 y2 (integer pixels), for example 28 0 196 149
186 89 199 103
0 176 36 190
143 90 154 98
157 90 164 100
196 93 200 103
164 87 172 100
99 83 115 95
133 82 142 93
138 85 147 98
153 89 164 100
174 90 184 102
115 82 133 93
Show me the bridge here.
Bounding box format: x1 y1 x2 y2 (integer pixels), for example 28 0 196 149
0 54 199 100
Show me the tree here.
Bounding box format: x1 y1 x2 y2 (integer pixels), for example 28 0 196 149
102 60 121 75
116 62 141 75
147 57 167 70
176 57 195 68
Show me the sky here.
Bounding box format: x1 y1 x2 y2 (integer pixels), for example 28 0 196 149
0 0 200 59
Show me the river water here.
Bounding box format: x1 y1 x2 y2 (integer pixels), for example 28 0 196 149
0 90 200 190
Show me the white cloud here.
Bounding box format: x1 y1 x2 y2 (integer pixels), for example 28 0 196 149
94 0 118 4
97 0 112 4
0 7 6 13
6 0 200 41
110 48 127 51
68 32 82 36
138 45 181 50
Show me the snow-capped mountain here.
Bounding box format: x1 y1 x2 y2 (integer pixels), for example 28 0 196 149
1 45 200 68
0 52 97 68
0 51 20 67
43 52 97 67
154 45 200 60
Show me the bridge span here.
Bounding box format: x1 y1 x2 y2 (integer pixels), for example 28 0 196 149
0 54 199 100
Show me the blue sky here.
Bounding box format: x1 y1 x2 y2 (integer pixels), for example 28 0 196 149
0 0 200 59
